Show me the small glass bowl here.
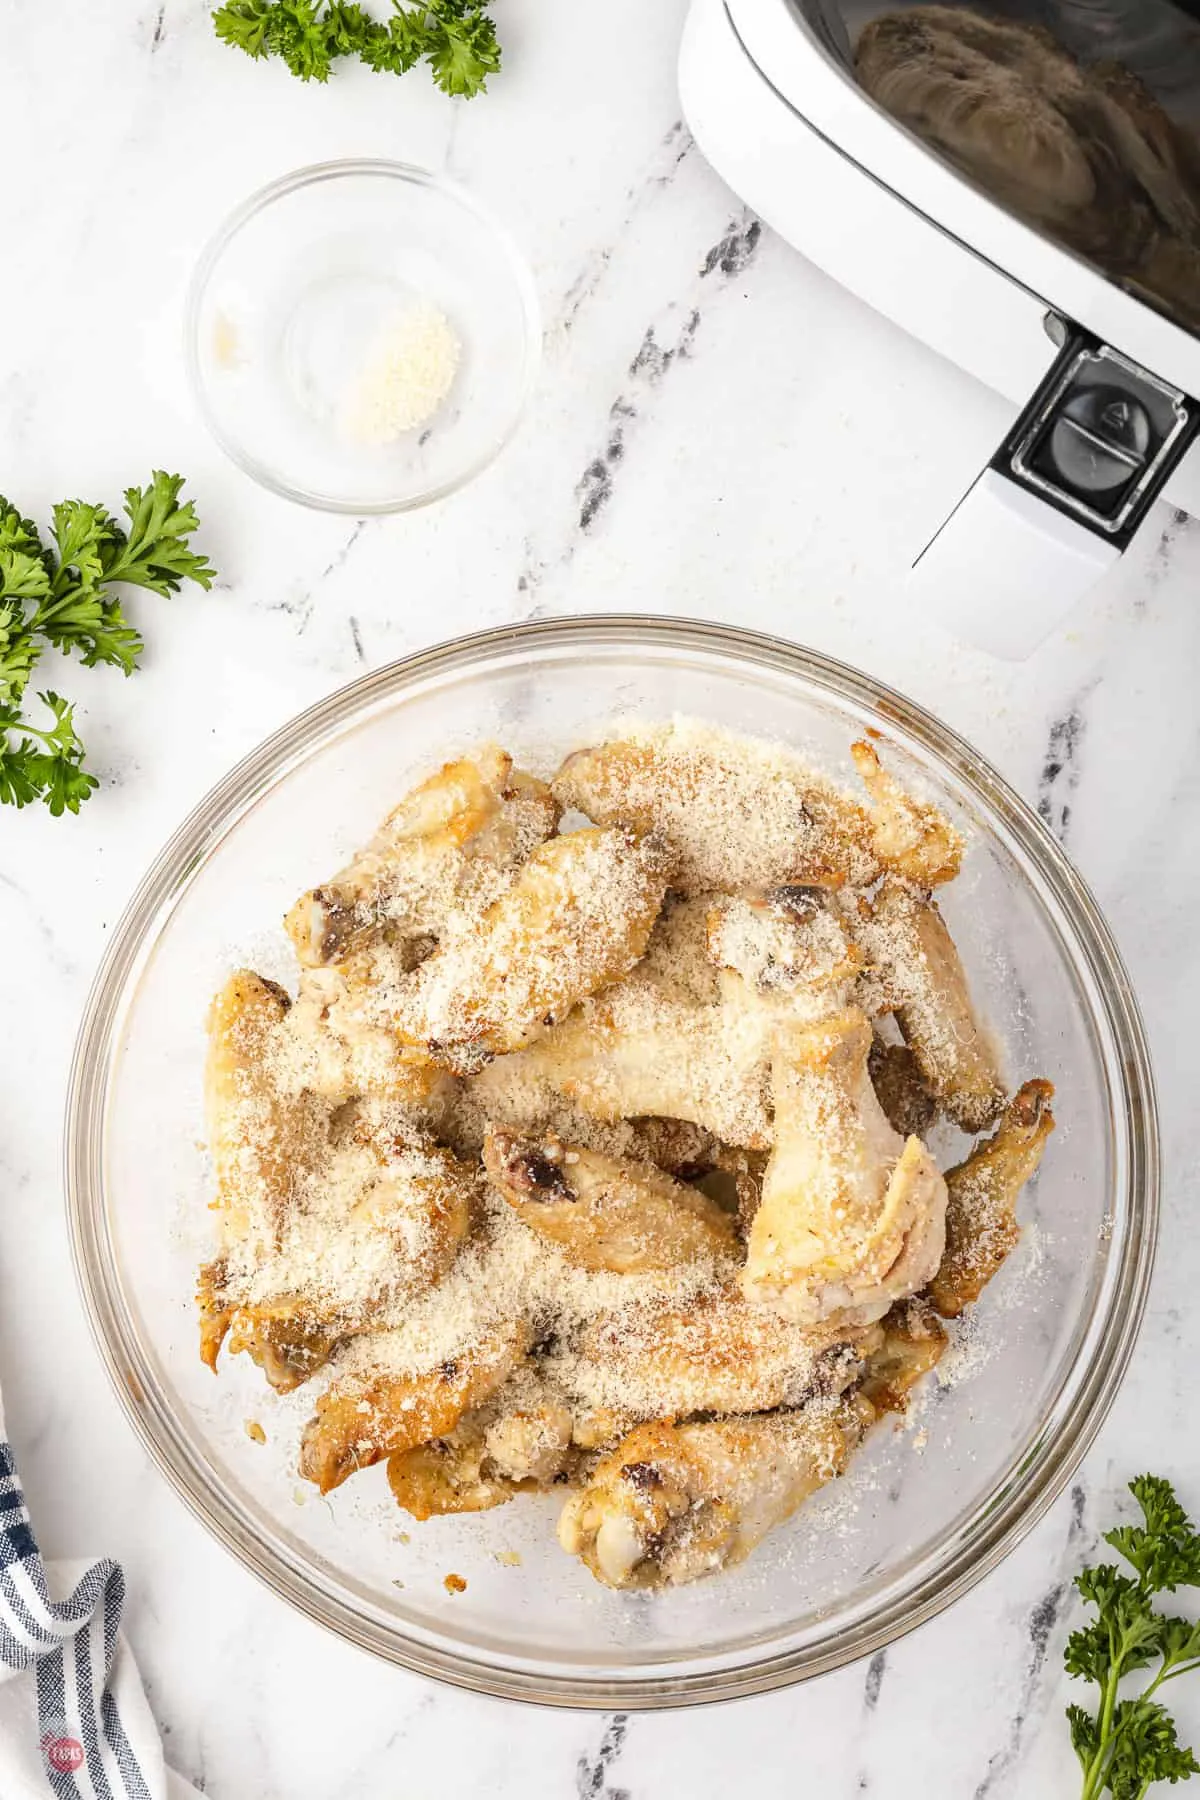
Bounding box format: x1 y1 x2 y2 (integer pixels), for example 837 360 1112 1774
66 618 1157 1706
185 160 541 513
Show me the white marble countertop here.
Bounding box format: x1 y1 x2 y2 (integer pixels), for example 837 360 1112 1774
4 2 1200 1794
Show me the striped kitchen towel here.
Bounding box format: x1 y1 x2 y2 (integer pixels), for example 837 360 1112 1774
0 1394 200 1800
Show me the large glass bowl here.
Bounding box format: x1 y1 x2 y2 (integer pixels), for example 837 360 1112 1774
66 617 1157 1706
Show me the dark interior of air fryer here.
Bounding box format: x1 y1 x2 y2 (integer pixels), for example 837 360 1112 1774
791 0 1200 333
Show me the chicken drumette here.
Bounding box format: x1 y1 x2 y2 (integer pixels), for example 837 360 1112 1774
483 1128 738 1274
929 1079 1056 1317
557 1395 872 1589
741 1007 948 1328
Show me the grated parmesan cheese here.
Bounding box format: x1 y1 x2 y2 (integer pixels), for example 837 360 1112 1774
200 719 1050 1592
338 301 460 446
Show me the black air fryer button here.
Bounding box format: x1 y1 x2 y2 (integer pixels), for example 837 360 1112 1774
1032 385 1158 517
996 334 1197 541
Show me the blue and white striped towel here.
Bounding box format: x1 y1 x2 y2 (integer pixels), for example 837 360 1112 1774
0 1394 199 1800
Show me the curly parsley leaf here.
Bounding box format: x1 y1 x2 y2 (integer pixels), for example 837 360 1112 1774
1067 1476 1200 1799
107 474 217 598
211 0 500 96
0 474 213 815
1108 1478 1200 1593
1107 1701 1200 1799
0 600 43 706
0 693 98 816
430 0 499 94
212 0 276 56
1070 1704 1103 1771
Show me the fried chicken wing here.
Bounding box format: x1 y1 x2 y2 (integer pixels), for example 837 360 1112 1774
386 1370 578 1519
483 1129 737 1275
377 826 676 1072
854 877 1006 1133
299 1322 529 1494
742 1008 948 1327
205 970 303 1254
223 1305 344 1394
486 970 774 1149
929 1079 1055 1318
271 964 451 1111
206 1126 475 1392
860 1295 948 1414
204 970 475 1389
557 1396 871 1589
387 1422 517 1521
565 1285 879 1418
284 748 558 967
552 724 880 894
851 739 963 886
203 970 331 1378
706 888 863 1004
483 1380 576 1485
467 877 782 1145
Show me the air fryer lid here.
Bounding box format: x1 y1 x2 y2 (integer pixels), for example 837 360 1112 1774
728 0 1200 391
848 0 1200 338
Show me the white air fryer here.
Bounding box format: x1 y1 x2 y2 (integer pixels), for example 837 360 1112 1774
679 0 1200 656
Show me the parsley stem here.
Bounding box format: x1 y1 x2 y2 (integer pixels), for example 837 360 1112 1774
1081 1663 1124 1800
1159 1658 1200 1685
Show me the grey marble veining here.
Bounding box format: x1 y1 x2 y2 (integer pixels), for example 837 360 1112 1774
4 2 1200 1795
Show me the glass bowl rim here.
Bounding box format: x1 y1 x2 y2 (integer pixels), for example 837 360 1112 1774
65 614 1159 1707
183 157 543 515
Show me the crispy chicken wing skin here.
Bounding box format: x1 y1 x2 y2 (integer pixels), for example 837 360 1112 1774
273 964 450 1110
868 1037 938 1140
929 1079 1055 1318
197 1260 235 1376
284 748 558 967
205 970 300 1253
377 826 676 1071
552 729 880 894
487 972 773 1149
557 1396 872 1589
386 1373 579 1519
742 1008 948 1327
203 971 329 1379
224 1306 343 1394
635 892 724 1005
567 1286 880 1418
203 967 475 1390
483 1129 738 1274
203 1131 475 1393
851 739 963 886
706 888 864 1004
854 877 1006 1133
483 1384 576 1485
860 1295 948 1414
299 1323 530 1494
387 1425 517 1521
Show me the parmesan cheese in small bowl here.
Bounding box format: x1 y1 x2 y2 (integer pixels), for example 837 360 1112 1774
185 160 540 513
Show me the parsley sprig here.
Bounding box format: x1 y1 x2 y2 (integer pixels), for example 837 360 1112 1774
0 473 214 816
213 1 501 97
1067 1476 1200 1798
